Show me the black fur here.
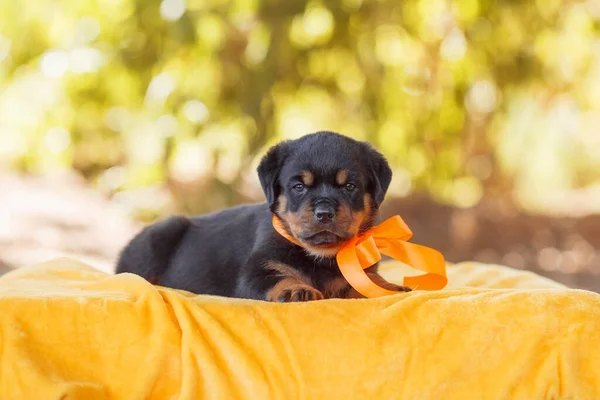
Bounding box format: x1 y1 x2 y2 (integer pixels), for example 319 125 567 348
116 131 408 301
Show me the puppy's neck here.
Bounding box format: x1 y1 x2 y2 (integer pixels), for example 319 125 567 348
303 248 338 263
358 209 379 234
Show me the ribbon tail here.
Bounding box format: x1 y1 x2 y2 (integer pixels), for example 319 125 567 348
377 239 447 290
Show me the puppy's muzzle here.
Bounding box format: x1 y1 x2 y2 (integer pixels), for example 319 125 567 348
314 203 336 224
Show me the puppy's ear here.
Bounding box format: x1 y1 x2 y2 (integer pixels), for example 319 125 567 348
364 145 392 207
257 142 287 211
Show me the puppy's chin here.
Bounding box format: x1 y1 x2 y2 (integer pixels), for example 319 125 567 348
299 231 346 245
294 229 354 259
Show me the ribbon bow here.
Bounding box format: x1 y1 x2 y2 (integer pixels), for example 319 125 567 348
272 215 447 298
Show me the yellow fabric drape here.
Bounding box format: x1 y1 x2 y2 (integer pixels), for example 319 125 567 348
0 258 598 400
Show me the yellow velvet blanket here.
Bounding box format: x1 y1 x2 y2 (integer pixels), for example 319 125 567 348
1 258 599 400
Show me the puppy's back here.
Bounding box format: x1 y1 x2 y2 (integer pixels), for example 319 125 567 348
116 216 191 282
115 203 271 295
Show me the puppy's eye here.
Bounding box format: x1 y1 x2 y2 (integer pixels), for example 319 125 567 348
345 183 356 191
293 183 305 193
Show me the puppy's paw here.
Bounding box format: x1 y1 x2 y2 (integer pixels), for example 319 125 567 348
268 280 324 302
280 286 324 302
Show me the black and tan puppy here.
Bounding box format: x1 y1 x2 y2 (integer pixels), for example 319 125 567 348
116 131 410 301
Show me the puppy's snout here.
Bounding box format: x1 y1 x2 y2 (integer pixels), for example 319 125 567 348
314 204 336 224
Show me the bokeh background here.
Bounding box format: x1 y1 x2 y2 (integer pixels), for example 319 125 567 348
1 0 599 290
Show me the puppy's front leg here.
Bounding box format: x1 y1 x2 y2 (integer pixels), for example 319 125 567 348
236 257 324 302
327 267 411 299
365 271 412 293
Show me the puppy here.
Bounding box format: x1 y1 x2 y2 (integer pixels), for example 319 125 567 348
116 131 410 301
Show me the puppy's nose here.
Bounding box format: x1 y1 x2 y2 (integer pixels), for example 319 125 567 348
314 204 336 224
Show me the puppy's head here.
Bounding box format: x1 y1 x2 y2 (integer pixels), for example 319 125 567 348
257 131 392 258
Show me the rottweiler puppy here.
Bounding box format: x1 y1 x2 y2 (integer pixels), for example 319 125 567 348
116 131 410 301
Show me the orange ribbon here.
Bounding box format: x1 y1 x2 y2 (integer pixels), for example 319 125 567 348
272 215 447 298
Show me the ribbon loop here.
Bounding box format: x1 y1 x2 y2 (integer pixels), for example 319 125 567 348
354 236 381 268
370 215 414 241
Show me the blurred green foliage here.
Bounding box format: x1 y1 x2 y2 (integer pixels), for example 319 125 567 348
1 0 600 218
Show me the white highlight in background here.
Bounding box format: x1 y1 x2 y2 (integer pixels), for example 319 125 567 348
40 50 69 78
182 100 209 123
160 0 186 21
